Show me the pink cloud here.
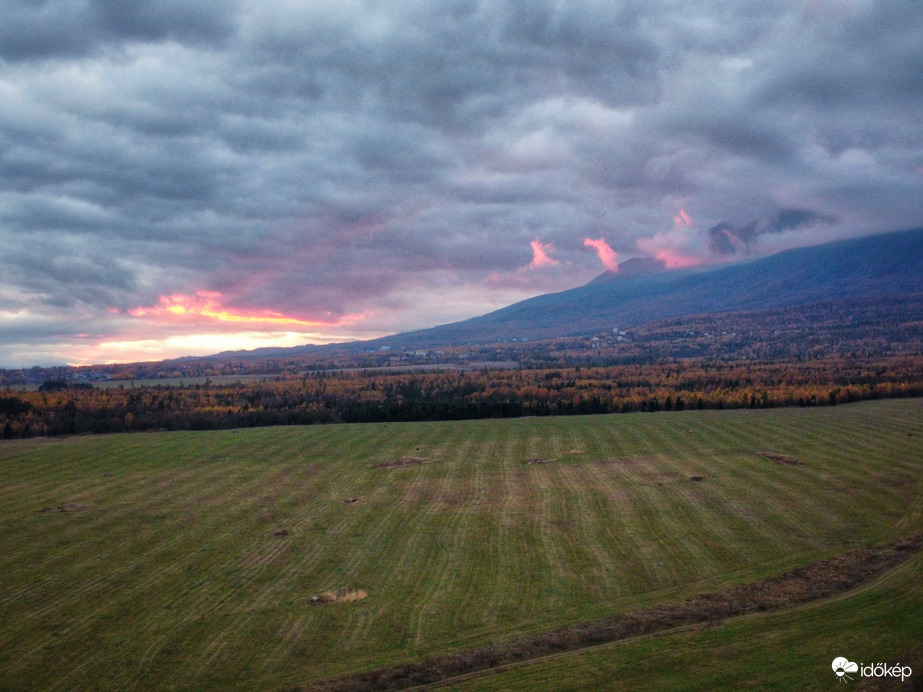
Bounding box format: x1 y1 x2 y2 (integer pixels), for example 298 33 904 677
635 230 707 268
673 208 692 228
125 291 368 328
648 248 705 268
529 239 560 268
583 237 619 271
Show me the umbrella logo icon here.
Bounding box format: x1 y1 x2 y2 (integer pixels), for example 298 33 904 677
832 657 859 682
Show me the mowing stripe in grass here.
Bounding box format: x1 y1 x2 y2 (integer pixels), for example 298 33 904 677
0 400 919 690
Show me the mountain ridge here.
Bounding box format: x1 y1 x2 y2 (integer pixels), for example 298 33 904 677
212 227 923 358
361 227 923 350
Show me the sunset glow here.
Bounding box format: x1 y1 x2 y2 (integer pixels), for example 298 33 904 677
584 238 619 272
126 292 367 329
529 239 560 268
64 331 343 366
1 1 921 368
650 249 706 269
635 233 706 269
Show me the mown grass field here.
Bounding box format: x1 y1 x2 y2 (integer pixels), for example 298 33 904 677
447 552 923 691
1 399 921 690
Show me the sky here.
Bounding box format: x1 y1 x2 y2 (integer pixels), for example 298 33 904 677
2 0 922 367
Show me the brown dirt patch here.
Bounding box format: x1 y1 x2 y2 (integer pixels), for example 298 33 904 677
293 535 923 691
689 475 705 482
757 451 803 466
371 456 434 469
39 502 91 513
523 457 555 465
567 449 586 454
309 586 368 606
273 529 289 538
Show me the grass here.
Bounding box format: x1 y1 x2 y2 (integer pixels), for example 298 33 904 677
0 399 920 690
444 553 923 691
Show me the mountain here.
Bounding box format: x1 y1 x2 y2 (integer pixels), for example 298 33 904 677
364 227 923 349
588 256 669 282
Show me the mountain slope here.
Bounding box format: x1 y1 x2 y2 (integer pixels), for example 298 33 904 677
371 227 923 348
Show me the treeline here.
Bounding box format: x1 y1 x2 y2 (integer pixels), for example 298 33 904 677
2 355 922 438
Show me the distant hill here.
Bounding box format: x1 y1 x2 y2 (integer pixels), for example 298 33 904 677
362 227 923 349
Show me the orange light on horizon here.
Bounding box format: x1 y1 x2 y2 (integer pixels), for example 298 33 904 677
64 329 369 366
126 291 367 329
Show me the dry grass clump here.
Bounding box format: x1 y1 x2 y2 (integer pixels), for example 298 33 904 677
371 456 434 469
309 587 368 606
757 451 803 465
39 502 91 513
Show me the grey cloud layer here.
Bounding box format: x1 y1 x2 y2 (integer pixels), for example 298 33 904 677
0 0 237 60
1 0 922 362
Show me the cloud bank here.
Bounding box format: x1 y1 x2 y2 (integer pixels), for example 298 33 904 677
1 0 922 364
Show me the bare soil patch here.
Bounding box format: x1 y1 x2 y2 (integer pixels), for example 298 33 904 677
523 457 555 465
309 586 368 606
757 451 803 466
689 475 705 482
273 529 289 538
39 502 91 513
371 456 434 469
293 534 923 691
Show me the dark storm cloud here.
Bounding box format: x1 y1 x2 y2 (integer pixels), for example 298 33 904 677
0 0 238 61
1 0 923 364
707 209 837 255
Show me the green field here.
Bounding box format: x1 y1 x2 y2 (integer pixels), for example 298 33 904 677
1 400 921 690
447 552 923 691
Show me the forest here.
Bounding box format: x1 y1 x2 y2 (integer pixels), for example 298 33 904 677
2 354 922 438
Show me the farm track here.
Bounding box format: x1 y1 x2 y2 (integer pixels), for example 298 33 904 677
0 400 920 690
